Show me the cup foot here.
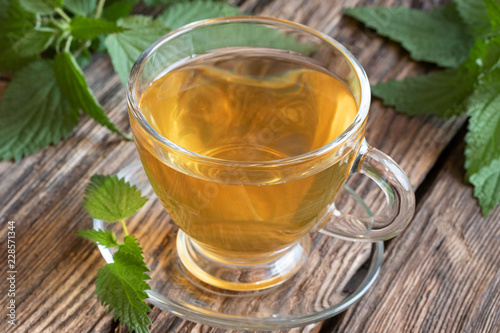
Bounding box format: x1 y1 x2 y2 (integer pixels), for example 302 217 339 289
176 230 311 291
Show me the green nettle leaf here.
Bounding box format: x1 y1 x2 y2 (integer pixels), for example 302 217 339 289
0 60 80 161
96 235 151 333
64 0 96 17
455 0 491 37
18 0 63 14
0 0 38 72
344 5 473 68
485 0 500 31
53 52 130 139
83 174 148 222
71 17 124 40
75 229 119 248
371 67 477 118
104 16 166 85
156 0 240 31
102 0 139 22
470 158 500 216
11 28 55 57
465 68 500 179
79 175 152 331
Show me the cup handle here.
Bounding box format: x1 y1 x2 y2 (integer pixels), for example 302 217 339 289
319 139 415 241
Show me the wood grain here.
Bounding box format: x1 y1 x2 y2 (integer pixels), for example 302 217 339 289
0 0 493 333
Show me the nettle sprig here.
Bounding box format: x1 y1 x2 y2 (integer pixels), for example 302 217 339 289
345 0 500 215
76 175 151 333
0 0 239 161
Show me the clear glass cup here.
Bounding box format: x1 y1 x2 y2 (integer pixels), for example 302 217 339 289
127 17 415 291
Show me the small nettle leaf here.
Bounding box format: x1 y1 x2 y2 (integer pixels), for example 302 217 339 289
53 52 131 139
64 0 96 17
82 174 148 222
118 235 148 266
104 16 166 86
75 229 119 248
454 0 491 38
78 176 151 331
465 68 500 179
0 60 80 161
371 67 476 118
344 4 473 68
95 235 151 333
470 158 500 216
70 17 125 40
19 0 63 14
156 0 240 31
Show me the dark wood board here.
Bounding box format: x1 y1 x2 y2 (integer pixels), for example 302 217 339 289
2 0 497 333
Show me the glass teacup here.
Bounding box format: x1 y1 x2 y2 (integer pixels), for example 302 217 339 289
127 17 415 291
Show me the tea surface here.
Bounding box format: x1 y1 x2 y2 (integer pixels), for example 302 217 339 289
140 50 357 161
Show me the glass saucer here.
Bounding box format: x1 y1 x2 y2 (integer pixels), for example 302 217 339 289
93 159 383 330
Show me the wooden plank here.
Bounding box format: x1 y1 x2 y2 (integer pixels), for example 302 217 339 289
0 0 467 332
329 144 500 333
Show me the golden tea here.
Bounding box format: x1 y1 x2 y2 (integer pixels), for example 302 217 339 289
132 50 358 259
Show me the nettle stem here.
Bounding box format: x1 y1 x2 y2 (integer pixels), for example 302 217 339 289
120 219 129 237
64 36 73 52
95 0 106 19
55 8 71 23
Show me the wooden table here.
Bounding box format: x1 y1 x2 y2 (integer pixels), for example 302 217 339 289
2 0 499 332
